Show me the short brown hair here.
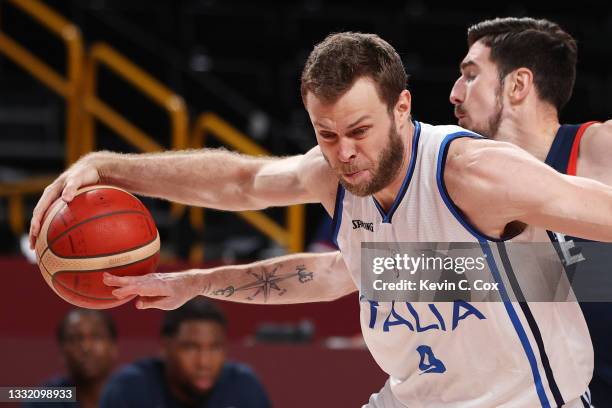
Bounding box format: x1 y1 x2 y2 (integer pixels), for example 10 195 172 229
467 17 577 112
300 32 408 110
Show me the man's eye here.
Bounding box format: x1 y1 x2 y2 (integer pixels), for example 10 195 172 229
319 132 336 140
352 127 368 137
181 344 198 351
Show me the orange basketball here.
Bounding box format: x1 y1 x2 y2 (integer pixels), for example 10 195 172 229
35 185 160 309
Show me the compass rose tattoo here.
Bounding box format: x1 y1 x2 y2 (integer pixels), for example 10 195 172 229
211 264 314 302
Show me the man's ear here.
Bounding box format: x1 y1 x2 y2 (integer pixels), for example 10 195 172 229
394 89 412 125
507 68 534 104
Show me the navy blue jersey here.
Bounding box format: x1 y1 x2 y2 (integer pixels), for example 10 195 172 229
545 122 612 407
100 358 271 408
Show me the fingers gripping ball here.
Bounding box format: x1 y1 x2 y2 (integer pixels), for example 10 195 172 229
35 185 160 309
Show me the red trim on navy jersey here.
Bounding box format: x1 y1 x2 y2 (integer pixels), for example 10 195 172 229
567 121 599 176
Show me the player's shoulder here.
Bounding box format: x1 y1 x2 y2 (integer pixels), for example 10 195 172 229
580 120 612 166
222 361 261 383
100 358 164 407
412 121 498 173
299 145 339 211
416 122 482 152
216 362 270 404
579 119 612 142
444 134 528 177
583 119 612 133
106 357 163 389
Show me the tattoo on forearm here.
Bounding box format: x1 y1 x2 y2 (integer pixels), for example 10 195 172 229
212 286 235 297
210 264 314 302
202 281 212 295
296 265 314 283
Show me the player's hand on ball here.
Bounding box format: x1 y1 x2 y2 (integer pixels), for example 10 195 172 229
103 271 202 310
29 154 102 249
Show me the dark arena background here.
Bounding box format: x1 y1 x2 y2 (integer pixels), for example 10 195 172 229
0 0 611 407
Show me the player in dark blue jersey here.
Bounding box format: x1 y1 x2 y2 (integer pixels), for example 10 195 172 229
100 298 270 408
450 17 612 407
23 309 118 408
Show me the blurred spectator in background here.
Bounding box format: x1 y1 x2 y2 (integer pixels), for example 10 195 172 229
100 298 271 408
23 309 118 408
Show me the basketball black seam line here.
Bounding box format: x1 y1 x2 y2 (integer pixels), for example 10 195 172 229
39 260 118 301
46 209 147 248
44 210 154 259
46 232 158 260
40 226 156 263
52 277 127 301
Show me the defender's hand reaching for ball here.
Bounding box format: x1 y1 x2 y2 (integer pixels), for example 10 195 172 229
103 270 203 310
29 154 101 250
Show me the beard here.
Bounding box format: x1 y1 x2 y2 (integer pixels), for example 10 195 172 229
338 121 405 197
459 81 504 139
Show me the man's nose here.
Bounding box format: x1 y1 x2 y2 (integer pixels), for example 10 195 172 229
449 78 464 106
76 336 95 353
337 137 357 163
196 349 213 369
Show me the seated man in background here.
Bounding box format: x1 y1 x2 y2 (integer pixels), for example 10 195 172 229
100 298 271 408
23 309 118 408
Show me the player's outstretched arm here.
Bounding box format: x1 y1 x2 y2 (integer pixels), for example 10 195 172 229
103 250 357 310
445 137 612 241
29 146 337 249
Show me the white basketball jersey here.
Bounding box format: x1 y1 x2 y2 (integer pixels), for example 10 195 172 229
333 121 592 407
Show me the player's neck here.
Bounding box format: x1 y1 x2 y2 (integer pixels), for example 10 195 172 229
493 105 560 162
373 121 414 211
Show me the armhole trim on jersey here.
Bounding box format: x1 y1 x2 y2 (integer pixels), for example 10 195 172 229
436 132 507 243
567 121 599 176
331 183 345 247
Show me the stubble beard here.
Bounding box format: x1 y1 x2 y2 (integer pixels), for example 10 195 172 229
472 81 504 139
339 122 405 197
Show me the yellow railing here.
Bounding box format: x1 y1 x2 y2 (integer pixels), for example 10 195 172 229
187 112 305 261
0 0 83 235
0 0 305 257
0 176 57 235
0 0 83 165
82 42 189 154
81 42 190 226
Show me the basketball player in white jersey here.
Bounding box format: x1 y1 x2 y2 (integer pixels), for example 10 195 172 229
30 32 612 407
449 17 612 408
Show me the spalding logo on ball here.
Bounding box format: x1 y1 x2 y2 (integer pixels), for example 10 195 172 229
35 185 160 309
